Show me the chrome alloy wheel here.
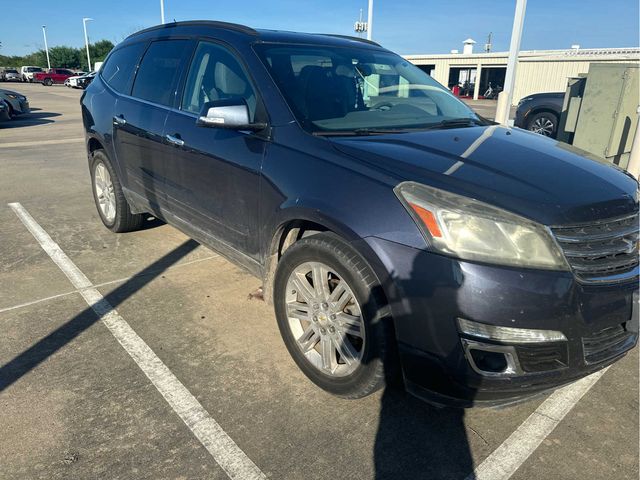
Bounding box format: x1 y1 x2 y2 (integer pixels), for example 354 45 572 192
530 116 555 136
285 262 365 377
94 162 116 223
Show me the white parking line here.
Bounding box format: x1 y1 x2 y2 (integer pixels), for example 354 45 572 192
8 202 266 480
465 368 609 480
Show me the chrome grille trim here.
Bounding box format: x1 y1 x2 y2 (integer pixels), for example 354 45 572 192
551 212 639 283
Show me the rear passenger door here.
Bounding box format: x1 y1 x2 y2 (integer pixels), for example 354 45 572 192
163 41 268 260
112 39 193 212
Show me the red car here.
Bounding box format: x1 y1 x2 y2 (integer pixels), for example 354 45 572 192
33 68 76 86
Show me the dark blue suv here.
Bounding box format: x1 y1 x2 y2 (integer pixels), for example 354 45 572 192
81 21 639 407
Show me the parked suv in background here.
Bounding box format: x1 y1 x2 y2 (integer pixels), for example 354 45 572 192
34 68 75 86
1 68 21 82
81 22 639 407
514 92 564 138
20 66 43 82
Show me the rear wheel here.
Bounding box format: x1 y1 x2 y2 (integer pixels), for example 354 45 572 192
274 233 395 399
43 78 53 86
526 111 558 138
90 149 144 233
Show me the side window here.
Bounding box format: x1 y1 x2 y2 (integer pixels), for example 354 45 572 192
132 39 192 107
101 42 146 94
181 42 257 120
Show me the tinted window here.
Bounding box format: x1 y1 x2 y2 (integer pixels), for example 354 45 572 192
101 42 146 94
256 45 478 133
181 42 257 119
132 40 192 107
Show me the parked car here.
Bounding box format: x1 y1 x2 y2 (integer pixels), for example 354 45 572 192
1 68 22 82
514 92 564 138
34 68 75 86
65 72 89 88
77 71 97 89
0 89 30 117
20 66 44 82
81 22 639 407
0 101 10 122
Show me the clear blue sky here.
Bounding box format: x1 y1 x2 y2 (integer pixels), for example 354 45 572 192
1 0 638 56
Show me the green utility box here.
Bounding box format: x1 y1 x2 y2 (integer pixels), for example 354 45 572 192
559 63 639 169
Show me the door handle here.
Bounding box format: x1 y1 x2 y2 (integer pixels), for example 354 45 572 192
113 115 126 126
165 134 185 147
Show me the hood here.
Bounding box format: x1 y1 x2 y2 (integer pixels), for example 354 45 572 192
0 89 24 97
330 125 638 225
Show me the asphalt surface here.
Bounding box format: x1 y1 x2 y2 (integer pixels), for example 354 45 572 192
0 82 637 480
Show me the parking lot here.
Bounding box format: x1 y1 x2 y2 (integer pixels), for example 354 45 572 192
0 82 637 479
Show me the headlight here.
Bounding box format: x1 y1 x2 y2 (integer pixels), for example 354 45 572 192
394 181 568 270
5 94 17 99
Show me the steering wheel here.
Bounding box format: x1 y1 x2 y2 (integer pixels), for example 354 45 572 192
372 102 394 112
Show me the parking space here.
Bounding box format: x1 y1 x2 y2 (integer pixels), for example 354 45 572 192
0 83 637 480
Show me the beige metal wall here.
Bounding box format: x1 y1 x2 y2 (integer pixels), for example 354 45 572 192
405 49 640 105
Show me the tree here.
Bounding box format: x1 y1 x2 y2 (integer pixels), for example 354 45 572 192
48 46 82 69
89 40 114 64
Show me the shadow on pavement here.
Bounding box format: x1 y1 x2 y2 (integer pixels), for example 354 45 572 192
2 111 61 128
0 239 199 392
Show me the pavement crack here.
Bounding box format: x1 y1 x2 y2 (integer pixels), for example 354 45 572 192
468 426 489 446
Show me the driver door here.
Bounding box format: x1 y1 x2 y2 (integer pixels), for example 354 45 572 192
163 41 267 260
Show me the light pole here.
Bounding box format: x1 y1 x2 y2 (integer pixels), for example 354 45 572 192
495 0 527 125
160 0 165 24
42 25 51 70
367 0 374 40
83 18 93 71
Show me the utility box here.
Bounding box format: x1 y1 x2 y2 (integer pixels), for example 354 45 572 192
564 63 639 169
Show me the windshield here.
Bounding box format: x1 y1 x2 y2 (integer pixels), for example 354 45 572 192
27 67 42 72
255 44 481 134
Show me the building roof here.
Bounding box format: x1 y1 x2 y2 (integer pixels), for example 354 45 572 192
404 47 640 62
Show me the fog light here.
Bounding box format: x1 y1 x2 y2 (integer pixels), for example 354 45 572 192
457 318 567 344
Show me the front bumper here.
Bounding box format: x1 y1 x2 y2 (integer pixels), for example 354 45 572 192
363 236 638 407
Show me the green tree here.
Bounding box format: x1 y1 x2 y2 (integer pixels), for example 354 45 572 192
88 40 114 64
48 46 82 69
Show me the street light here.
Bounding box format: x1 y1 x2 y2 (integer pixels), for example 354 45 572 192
41 25 51 70
160 0 165 24
367 0 374 41
495 0 527 125
83 18 93 71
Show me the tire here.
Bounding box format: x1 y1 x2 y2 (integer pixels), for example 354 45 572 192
273 232 395 399
43 78 53 86
526 111 558 138
89 149 144 233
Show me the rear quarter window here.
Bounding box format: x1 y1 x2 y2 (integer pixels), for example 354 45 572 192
131 39 192 107
101 42 147 94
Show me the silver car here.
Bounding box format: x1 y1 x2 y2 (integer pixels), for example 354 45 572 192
3 68 22 82
0 89 30 117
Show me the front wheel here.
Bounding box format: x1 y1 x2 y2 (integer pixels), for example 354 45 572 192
90 149 144 233
273 233 395 399
526 111 558 138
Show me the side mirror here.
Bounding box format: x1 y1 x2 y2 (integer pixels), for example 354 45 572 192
196 98 266 131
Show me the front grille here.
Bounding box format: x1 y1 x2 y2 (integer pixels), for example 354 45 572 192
551 212 639 283
582 324 637 364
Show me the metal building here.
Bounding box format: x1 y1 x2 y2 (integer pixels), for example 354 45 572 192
405 46 640 105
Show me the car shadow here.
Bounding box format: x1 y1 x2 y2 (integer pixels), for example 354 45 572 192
363 250 476 479
2 111 61 128
0 239 199 392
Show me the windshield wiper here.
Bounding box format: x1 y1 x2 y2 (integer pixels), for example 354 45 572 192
424 118 485 130
313 128 410 137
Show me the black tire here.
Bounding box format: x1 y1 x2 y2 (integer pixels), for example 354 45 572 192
43 78 53 86
526 111 558 138
273 232 395 399
89 149 144 233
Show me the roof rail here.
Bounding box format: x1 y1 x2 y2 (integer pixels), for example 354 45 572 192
319 34 381 47
126 20 258 40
